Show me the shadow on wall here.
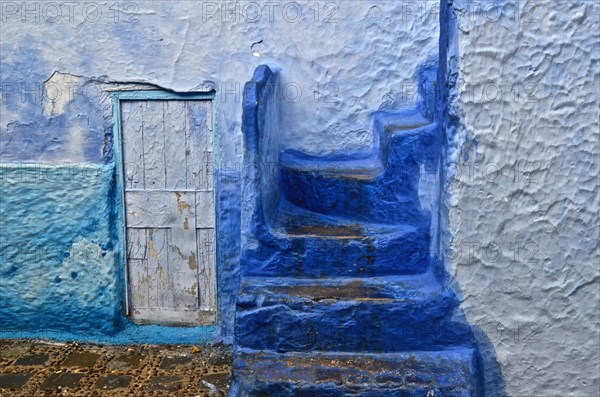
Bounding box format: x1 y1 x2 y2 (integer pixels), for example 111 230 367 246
438 0 506 395
472 325 507 397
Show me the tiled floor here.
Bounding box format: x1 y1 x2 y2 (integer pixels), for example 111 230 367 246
0 339 232 396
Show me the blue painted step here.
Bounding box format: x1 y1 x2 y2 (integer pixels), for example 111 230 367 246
234 65 483 396
235 272 473 353
229 347 481 396
280 111 438 224
243 202 430 278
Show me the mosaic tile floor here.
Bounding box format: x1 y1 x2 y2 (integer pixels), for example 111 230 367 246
0 339 231 396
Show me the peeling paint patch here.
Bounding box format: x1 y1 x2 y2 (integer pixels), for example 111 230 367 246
43 72 81 117
188 252 197 271
175 192 192 214
148 240 160 259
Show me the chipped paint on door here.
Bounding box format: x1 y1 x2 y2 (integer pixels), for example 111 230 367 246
120 98 216 326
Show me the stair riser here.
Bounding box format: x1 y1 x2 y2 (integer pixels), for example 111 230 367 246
229 348 481 397
281 169 425 224
235 301 470 353
229 381 474 397
242 233 430 277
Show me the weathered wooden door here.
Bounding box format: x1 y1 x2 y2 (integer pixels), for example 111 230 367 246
120 99 216 325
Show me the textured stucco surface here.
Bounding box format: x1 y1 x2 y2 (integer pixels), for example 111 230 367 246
0 0 440 159
1 1 439 342
441 1 600 395
1 1 598 394
0 164 121 334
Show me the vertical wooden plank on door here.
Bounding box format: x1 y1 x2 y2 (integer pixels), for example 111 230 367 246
168 191 199 311
142 101 167 189
186 101 210 190
197 228 216 311
163 101 187 190
121 101 144 190
128 258 149 310
122 100 148 315
146 227 170 309
203 100 216 314
188 100 217 315
196 190 215 312
203 100 214 191
126 228 149 311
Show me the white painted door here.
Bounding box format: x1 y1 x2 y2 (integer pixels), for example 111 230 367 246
120 99 216 325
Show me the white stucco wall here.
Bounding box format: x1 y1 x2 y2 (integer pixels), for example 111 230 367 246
443 1 600 395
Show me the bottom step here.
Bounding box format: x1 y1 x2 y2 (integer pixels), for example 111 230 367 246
230 348 481 397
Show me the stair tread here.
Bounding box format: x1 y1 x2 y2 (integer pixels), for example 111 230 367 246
375 109 432 133
272 200 420 238
279 110 432 178
280 150 384 180
240 272 445 303
237 346 476 361
236 273 464 353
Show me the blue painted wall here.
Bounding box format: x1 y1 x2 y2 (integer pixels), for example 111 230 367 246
0 161 219 344
0 1 440 345
0 163 120 334
0 87 225 343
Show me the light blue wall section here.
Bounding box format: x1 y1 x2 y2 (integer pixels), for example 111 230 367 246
0 87 235 343
0 163 120 334
0 162 218 344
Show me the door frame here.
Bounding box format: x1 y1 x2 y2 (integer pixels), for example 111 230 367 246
110 90 217 323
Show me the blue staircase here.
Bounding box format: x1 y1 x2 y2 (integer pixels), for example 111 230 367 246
229 65 482 396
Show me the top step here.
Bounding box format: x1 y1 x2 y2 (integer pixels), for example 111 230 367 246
373 109 432 134
280 109 433 180
278 112 438 224
279 151 384 181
